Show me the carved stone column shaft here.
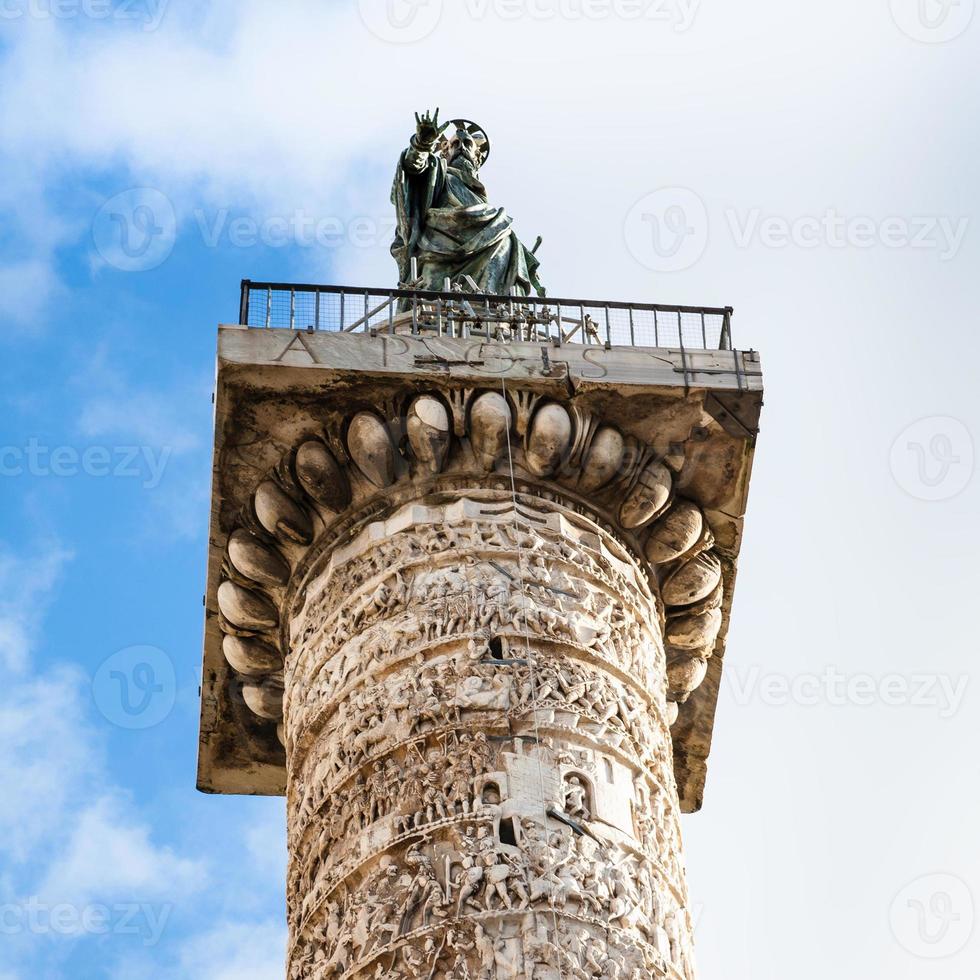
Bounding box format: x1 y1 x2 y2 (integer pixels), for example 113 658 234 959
198 330 762 980
283 489 696 979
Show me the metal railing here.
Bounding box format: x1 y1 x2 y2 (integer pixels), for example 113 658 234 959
238 280 734 351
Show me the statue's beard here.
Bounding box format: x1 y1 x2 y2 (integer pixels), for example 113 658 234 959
450 149 479 176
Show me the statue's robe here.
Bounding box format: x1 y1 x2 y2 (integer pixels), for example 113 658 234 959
390 148 544 297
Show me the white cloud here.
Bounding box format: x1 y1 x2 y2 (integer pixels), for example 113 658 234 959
35 796 206 912
0 667 96 861
242 802 287 883
0 0 927 317
70 345 206 455
77 387 202 457
0 157 73 330
65 348 211 536
176 921 287 980
107 919 287 980
0 259 64 328
0 543 72 674
0 537 209 972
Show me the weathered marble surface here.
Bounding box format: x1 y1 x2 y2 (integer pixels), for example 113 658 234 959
197 330 762 815
196 326 763 978
285 495 694 979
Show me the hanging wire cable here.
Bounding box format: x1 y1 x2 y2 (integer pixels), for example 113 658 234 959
499 375 568 980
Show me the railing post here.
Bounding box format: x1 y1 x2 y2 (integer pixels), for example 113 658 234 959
677 310 689 392
721 307 733 350
604 305 612 350
239 279 251 326
265 288 272 329
339 290 345 332
289 289 296 330
314 289 321 330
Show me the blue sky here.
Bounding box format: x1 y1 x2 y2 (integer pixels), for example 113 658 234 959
1 1 979 977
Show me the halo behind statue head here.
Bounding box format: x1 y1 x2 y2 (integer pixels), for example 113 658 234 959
436 119 491 166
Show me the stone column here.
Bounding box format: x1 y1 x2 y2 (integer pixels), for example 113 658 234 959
284 487 695 979
200 332 761 980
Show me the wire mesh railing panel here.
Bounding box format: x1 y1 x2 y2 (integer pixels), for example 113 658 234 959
239 281 734 351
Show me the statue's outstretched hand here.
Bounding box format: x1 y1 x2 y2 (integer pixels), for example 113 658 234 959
414 108 450 147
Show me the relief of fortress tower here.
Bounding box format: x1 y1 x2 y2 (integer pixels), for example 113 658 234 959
197 111 763 979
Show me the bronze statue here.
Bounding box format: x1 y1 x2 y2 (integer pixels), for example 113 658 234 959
390 108 544 297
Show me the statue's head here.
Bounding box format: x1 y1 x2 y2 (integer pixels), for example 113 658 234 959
438 118 490 170
449 128 480 169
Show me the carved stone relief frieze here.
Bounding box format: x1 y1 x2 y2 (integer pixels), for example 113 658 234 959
210 386 724 978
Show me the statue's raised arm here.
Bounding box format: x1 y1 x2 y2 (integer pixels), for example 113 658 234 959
390 110 544 297
403 108 451 176
414 108 449 149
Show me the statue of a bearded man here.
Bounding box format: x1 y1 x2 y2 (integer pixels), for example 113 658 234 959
390 109 544 298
